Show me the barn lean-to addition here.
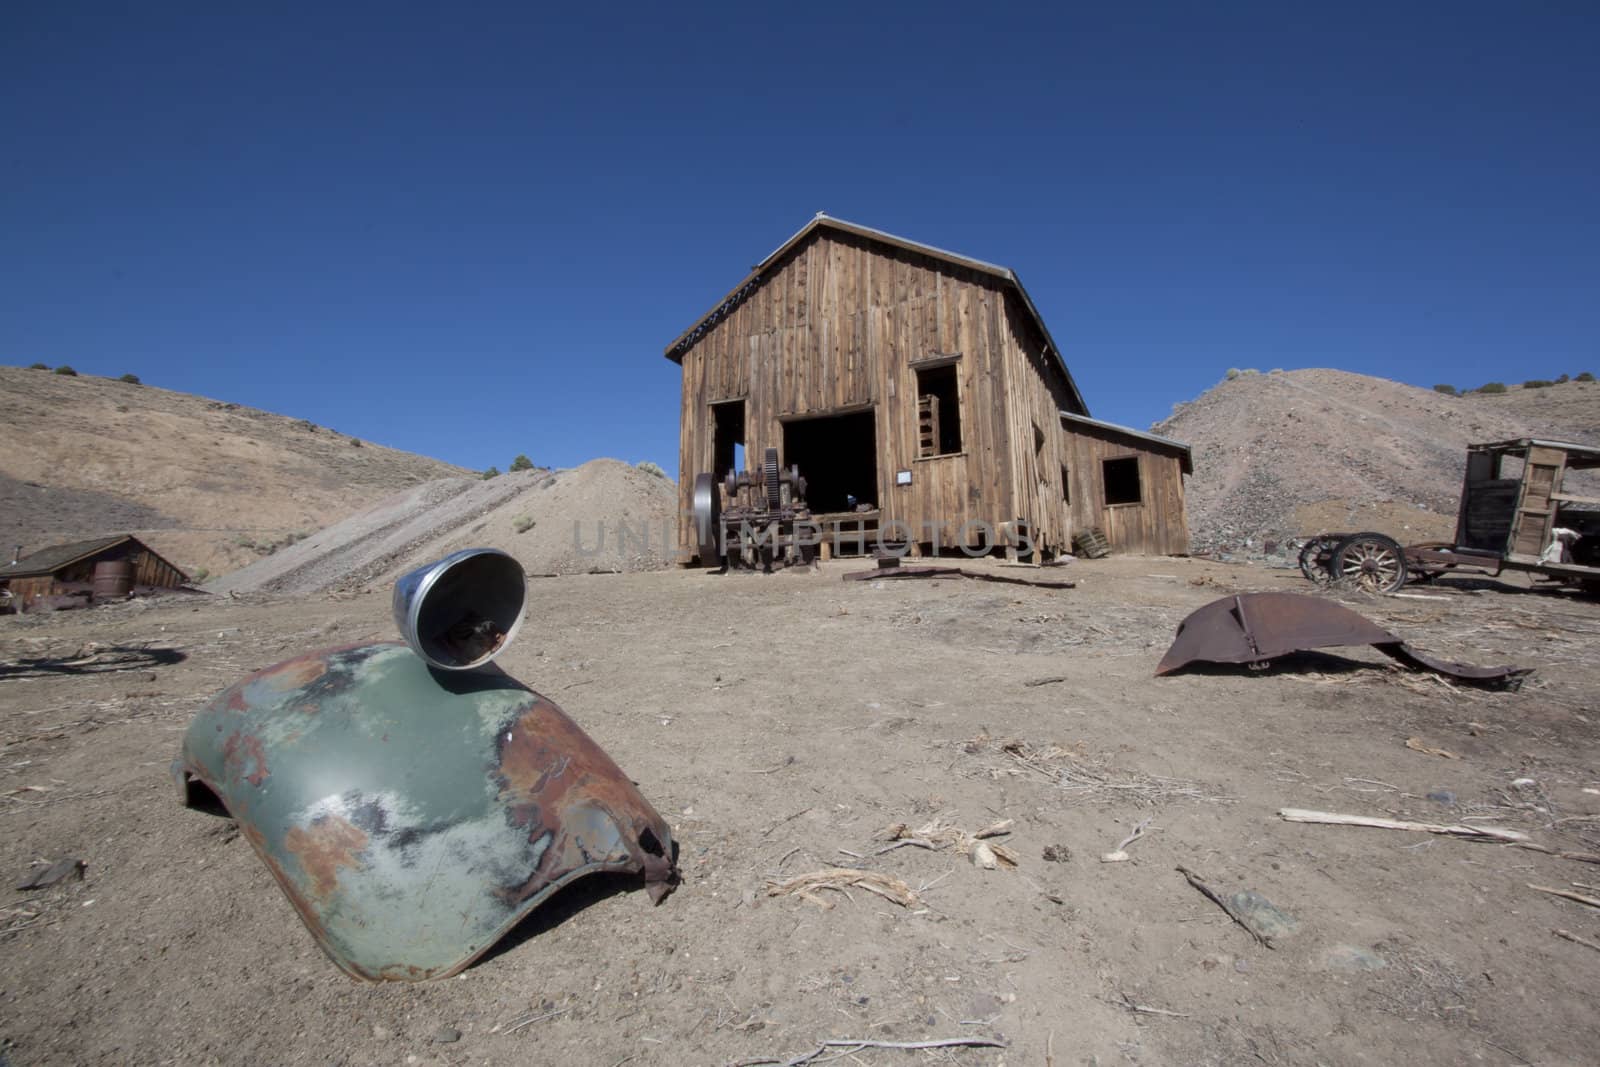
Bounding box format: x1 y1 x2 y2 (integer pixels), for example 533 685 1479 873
664 214 1191 562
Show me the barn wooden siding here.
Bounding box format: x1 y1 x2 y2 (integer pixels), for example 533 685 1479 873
1062 421 1190 556
672 227 1089 558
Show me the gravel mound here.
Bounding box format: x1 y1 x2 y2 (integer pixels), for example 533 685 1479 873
208 459 677 595
1153 369 1598 554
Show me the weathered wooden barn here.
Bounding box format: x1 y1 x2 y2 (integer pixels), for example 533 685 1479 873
0 535 188 607
665 214 1191 561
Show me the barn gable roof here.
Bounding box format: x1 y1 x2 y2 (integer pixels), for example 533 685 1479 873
664 213 1089 415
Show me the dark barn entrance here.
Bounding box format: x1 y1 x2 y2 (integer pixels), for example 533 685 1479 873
782 408 879 514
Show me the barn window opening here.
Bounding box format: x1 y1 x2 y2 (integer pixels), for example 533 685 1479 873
711 400 745 482
783 408 878 513
1061 465 1070 504
1102 457 1141 506
916 364 961 457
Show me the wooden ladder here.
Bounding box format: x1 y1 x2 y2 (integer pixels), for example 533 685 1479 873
918 394 940 455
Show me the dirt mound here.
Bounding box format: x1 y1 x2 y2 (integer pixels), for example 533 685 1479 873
1153 370 1600 552
1471 377 1600 443
208 459 678 595
0 365 467 579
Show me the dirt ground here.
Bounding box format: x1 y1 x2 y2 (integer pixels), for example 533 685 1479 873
3 555 1599 1066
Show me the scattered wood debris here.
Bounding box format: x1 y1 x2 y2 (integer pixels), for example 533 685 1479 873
1405 737 1461 760
878 817 1019 869
842 565 1074 589
767 868 921 910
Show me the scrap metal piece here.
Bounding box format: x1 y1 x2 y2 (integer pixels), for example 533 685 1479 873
1155 592 1526 686
392 548 526 671
15 857 86 891
173 643 678 981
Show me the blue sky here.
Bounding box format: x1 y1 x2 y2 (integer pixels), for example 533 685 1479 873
3 3 1596 474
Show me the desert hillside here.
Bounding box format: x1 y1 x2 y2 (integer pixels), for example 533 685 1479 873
0 366 469 578
207 457 679 595
1154 370 1600 552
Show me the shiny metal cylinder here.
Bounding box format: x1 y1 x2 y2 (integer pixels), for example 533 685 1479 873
392 548 527 671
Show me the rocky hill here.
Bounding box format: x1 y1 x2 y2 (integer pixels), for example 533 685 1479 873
0 365 468 578
1154 370 1600 553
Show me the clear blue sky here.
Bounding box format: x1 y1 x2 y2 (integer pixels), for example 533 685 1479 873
4 3 1596 474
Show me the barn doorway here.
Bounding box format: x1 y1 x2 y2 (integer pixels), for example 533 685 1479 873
711 399 745 482
782 408 878 514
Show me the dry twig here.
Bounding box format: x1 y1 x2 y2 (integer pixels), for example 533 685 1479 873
1175 866 1275 949
1278 808 1528 842
733 1036 1008 1066
1553 928 1600 953
1529 884 1600 910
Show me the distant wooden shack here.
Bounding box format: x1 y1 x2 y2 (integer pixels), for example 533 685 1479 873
664 214 1191 560
0 535 188 607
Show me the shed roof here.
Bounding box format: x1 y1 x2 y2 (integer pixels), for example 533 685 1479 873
664 213 1089 415
0 535 173 580
1469 438 1600 469
1060 411 1194 474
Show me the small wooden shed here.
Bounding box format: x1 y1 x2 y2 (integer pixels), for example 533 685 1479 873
0 535 188 605
665 214 1192 560
1060 412 1193 556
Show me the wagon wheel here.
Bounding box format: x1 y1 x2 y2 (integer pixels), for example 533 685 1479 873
1297 535 1344 583
1332 532 1407 594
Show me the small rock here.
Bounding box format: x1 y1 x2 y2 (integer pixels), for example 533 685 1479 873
1323 944 1387 973
1041 844 1071 863
1226 890 1299 941
1233 958 1251 974
432 1026 462 1044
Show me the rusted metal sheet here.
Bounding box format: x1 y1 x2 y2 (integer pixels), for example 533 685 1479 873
173 642 678 981
1155 592 1526 687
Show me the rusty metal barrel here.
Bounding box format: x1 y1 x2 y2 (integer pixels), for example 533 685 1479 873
93 560 134 600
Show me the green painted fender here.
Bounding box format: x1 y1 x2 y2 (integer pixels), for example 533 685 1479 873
173 642 678 981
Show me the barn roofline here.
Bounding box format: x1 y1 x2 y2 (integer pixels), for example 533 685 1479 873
1059 411 1194 475
663 213 1090 416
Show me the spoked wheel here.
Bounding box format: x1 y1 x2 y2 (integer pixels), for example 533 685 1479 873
1297 535 1344 583
1332 532 1407 594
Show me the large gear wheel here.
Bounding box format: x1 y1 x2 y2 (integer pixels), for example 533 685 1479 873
764 447 781 510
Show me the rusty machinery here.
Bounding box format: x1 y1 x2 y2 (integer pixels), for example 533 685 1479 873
692 447 811 569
